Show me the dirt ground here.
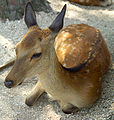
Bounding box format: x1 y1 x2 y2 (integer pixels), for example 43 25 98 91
0 0 114 120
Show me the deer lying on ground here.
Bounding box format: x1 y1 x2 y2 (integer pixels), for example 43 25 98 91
2 2 110 114
68 0 112 6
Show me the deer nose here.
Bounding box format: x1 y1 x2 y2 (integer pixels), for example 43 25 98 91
4 80 14 88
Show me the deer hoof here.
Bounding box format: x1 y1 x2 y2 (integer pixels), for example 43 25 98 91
62 105 79 114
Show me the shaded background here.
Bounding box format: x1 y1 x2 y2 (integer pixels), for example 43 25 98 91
0 0 52 20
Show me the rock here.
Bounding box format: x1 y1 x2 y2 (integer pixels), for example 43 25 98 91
0 0 52 20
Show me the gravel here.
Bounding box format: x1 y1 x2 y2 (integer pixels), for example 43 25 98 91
0 0 114 120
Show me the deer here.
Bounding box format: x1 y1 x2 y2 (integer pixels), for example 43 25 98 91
68 0 112 6
2 2 110 114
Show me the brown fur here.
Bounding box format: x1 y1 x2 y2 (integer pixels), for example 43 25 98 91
69 0 112 6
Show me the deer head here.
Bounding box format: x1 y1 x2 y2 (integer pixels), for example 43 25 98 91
4 2 66 88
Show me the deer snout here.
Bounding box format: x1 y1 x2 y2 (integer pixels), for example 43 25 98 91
4 80 14 88
4 76 24 88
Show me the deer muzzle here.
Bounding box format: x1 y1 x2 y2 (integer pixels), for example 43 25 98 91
4 80 14 88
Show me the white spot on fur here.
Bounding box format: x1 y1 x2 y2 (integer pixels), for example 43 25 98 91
69 47 76 56
62 50 65 55
63 32 70 38
67 25 74 28
62 43 67 48
68 38 71 41
89 47 92 50
62 55 65 62
63 63 67 67
72 47 76 50
62 37 66 41
61 31 65 34
55 38 59 50
61 42 64 46
59 47 63 51
65 29 70 32
69 52 72 55
67 44 72 48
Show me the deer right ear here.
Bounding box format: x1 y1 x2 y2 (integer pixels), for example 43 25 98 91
49 4 66 33
24 2 37 28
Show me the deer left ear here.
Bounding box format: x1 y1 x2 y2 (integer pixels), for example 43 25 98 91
49 4 66 33
24 2 37 28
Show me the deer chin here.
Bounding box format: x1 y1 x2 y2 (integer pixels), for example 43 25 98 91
14 78 25 87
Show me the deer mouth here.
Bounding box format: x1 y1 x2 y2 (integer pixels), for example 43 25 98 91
4 78 24 88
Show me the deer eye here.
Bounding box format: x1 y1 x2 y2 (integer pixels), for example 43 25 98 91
31 53 42 60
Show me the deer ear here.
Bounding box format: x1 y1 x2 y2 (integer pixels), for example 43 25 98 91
49 4 66 33
24 2 37 28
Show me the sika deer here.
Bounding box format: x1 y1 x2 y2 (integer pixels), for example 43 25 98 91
69 0 112 6
4 2 110 114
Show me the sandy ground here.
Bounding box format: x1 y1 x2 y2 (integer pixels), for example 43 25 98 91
0 0 114 120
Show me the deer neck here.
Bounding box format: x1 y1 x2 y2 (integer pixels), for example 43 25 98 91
48 39 61 74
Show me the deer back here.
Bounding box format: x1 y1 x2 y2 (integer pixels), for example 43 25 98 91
69 0 112 6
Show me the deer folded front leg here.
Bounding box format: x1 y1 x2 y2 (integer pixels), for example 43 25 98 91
25 81 45 106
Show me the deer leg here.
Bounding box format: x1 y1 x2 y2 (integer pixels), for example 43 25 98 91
59 101 79 114
25 81 45 106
